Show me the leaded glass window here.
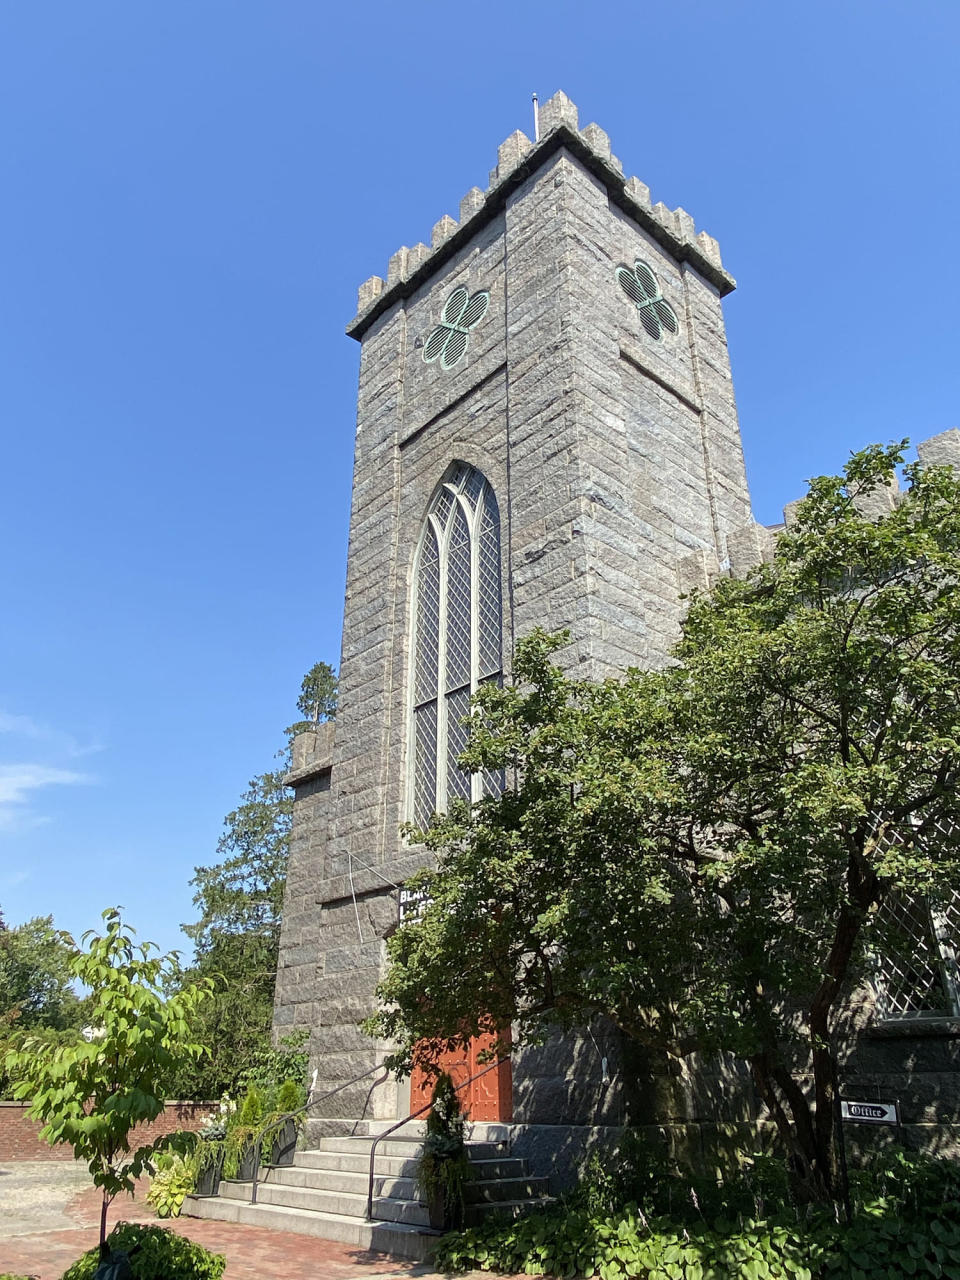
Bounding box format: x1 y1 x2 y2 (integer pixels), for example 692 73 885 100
410 465 503 826
873 890 960 1019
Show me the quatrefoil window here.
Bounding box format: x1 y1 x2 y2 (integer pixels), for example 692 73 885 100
616 259 679 341
423 286 489 369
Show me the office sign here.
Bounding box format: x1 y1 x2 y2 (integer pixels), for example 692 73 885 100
840 1099 899 1126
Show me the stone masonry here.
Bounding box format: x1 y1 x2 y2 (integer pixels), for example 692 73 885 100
274 94 960 1182
275 90 751 1119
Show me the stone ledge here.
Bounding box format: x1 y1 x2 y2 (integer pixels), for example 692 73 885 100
285 723 336 787
868 1017 960 1039
286 761 333 788
316 852 436 908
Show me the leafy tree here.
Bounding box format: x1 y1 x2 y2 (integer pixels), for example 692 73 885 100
0 912 89 1098
4 909 212 1257
367 443 960 1204
0 913 82 1031
171 661 336 1098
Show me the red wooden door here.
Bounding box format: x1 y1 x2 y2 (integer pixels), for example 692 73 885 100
410 1029 512 1122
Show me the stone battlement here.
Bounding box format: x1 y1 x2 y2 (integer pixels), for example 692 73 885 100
347 90 734 340
679 427 960 591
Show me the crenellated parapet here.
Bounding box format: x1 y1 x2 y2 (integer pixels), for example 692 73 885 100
347 89 734 339
678 428 960 592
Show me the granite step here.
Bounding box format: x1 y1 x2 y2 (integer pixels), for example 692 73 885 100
269 1153 528 1182
316 1136 507 1159
182 1194 436 1260
183 1120 550 1257
216 1176 552 1225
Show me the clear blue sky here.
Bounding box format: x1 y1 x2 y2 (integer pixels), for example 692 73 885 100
1 2 957 957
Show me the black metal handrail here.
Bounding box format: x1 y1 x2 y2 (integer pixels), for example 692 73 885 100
365 1056 510 1221
250 1062 390 1205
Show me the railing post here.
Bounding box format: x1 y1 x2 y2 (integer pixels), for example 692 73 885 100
251 1142 261 1205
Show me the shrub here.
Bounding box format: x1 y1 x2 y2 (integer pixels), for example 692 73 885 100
274 1077 305 1113
235 1085 265 1128
236 1029 309 1102
145 1153 196 1219
414 1073 471 1230
435 1147 960 1279
436 1204 960 1279
61 1222 225 1280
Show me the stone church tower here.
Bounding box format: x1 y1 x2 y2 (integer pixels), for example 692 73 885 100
275 92 759 1144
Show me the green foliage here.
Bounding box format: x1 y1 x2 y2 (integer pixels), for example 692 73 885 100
236 1084 265 1126
236 1028 309 1102
222 1084 265 1179
169 660 335 1101
0 914 82 1030
439 1145 960 1278
273 1077 305 1113
439 1185 960 1279
3 909 212 1251
438 1204 819 1279
145 1152 195 1218
415 1073 471 1228
0 913 87 1098
285 660 338 737
368 443 960 1202
61 1222 225 1280
574 1136 791 1226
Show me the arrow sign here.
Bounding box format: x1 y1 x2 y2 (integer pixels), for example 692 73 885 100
840 1099 899 1125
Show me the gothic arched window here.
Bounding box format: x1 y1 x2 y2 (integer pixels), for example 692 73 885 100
410 464 503 826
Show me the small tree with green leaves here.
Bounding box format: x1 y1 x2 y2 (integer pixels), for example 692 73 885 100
4 909 212 1258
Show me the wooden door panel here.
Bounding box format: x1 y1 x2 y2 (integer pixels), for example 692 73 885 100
410 1029 512 1121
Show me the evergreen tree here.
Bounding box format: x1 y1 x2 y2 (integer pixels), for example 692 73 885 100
172 662 336 1098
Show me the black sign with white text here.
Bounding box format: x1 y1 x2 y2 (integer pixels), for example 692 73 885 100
398 885 432 925
840 1100 899 1126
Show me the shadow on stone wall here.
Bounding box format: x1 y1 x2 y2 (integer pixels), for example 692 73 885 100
510 1007 960 1191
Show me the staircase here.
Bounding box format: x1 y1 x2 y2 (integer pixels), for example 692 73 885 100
183 1120 551 1260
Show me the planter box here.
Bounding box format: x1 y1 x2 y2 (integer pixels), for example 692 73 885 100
235 1142 258 1182
270 1118 299 1167
193 1156 223 1197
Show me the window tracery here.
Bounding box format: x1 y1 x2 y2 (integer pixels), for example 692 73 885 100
410 464 503 825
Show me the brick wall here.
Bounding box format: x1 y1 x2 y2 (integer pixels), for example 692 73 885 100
0 1100 218 1162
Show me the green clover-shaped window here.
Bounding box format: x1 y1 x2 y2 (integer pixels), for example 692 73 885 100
616 259 679 341
423 286 490 370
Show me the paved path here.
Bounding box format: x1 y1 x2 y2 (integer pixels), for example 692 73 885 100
0 1162 92 1238
0 1162 501 1280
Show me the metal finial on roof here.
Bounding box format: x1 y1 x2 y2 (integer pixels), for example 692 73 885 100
532 93 539 142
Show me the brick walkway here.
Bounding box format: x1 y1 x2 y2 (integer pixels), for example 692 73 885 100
0 1219 442 1280
0 1167 498 1280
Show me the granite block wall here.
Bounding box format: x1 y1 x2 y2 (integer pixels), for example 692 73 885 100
273 92 960 1163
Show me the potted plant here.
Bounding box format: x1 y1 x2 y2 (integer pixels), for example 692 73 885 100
224 1085 264 1181
191 1118 227 1196
414 1072 471 1231
261 1078 306 1167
